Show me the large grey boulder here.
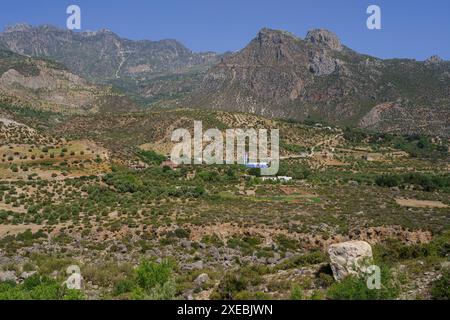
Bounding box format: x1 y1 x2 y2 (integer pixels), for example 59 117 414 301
328 241 373 281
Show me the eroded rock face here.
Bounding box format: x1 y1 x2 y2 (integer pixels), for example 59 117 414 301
0 24 219 81
309 53 340 76
305 29 343 51
328 241 373 281
359 101 450 137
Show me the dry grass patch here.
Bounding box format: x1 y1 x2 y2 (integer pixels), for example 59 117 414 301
395 198 449 208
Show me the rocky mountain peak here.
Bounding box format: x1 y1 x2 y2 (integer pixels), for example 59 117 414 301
97 28 113 34
425 55 444 65
4 23 33 33
305 29 342 51
196 27 449 137
256 28 300 46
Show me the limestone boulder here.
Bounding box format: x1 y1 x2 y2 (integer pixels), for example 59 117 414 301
328 240 373 281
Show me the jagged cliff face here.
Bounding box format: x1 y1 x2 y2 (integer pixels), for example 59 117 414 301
0 24 218 81
0 24 220 101
194 28 349 115
192 28 450 136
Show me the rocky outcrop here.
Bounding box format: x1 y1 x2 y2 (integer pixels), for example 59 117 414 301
328 241 373 281
425 55 444 65
359 102 399 128
309 53 341 76
305 29 343 51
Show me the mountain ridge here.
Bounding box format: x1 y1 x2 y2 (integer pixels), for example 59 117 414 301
0 23 218 74
1 24 449 137
190 28 450 137
0 24 221 102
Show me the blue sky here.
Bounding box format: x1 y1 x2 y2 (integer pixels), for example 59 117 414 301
1 0 449 60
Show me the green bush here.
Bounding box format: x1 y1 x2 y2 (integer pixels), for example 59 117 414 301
248 168 261 177
212 273 249 300
227 236 262 255
374 232 450 265
173 228 190 239
113 259 176 300
113 278 135 296
103 173 143 193
145 279 177 300
234 290 271 300
212 266 265 300
138 150 166 165
136 260 173 291
290 285 304 300
276 251 328 270
343 127 368 144
198 171 221 182
431 269 450 300
375 175 401 188
0 275 85 300
375 173 450 192
277 162 311 180
326 266 399 300
275 235 299 251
